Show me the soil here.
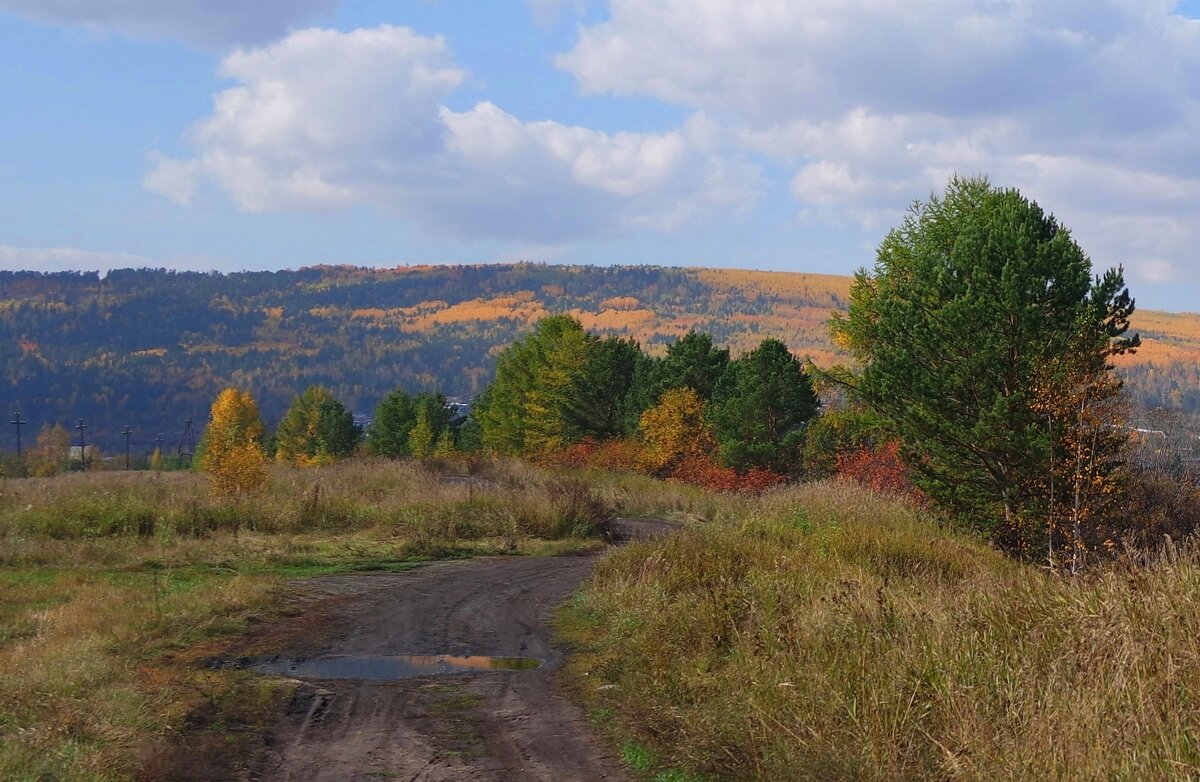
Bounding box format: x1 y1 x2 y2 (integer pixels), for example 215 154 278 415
246 517 679 782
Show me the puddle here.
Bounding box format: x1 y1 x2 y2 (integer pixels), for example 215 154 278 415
252 654 542 681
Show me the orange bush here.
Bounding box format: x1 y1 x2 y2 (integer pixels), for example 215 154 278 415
555 438 601 468
553 438 784 495
555 438 647 472
835 440 923 503
668 454 787 495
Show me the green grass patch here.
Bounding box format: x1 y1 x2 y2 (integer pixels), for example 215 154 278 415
622 742 657 772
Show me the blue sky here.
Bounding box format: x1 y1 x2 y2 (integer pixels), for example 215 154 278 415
0 1 1198 312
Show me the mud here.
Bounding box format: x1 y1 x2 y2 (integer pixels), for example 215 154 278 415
250 517 678 782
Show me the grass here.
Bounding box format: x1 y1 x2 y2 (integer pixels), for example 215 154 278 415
572 468 736 525
559 480 1200 781
0 456 610 781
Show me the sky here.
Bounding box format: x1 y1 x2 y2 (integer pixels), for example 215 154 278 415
0 1 1198 312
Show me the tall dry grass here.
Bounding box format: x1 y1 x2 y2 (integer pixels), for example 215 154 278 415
0 457 611 569
560 481 1200 781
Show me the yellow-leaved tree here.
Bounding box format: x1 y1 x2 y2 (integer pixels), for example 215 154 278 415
407 406 435 460
198 388 269 499
638 386 716 473
31 422 70 477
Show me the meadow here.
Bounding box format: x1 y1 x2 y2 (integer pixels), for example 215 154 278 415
5 458 1200 781
0 458 681 781
559 481 1200 781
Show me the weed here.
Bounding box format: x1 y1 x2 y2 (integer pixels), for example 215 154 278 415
622 742 657 772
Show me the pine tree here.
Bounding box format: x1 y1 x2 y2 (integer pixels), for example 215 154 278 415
275 386 361 466
476 316 595 456
565 336 643 441
367 389 415 457
655 331 729 401
829 175 1138 552
710 338 820 473
408 406 435 460
433 428 456 458
367 390 453 458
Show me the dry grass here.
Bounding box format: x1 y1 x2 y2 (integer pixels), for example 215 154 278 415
567 467 738 525
0 458 610 568
560 481 1200 781
0 457 610 781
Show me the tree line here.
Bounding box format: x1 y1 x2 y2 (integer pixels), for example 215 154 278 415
1 257 1193 459
193 320 823 497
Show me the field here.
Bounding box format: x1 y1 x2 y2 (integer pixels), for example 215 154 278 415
559 481 1200 781
5 458 1200 780
0 458 649 781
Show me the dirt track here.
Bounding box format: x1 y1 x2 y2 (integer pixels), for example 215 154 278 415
250 518 677 782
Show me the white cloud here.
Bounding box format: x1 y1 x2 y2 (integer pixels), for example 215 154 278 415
0 245 158 272
0 0 339 47
148 25 759 243
1139 260 1177 285
0 245 231 275
557 0 1200 286
525 0 591 28
558 0 1199 128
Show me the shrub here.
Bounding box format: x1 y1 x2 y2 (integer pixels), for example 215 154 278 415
835 440 923 503
668 455 786 495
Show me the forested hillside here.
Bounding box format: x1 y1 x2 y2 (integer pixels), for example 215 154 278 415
0 264 1194 449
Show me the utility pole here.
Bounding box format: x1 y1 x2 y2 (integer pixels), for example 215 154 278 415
10 412 24 458
155 433 164 470
177 417 196 464
122 425 133 471
75 418 88 472
10 412 25 477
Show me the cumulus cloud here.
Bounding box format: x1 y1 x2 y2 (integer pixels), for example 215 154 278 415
147 25 759 243
558 0 1200 285
0 0 339 47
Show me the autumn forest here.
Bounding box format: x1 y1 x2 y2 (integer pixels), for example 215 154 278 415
2 263 1198 453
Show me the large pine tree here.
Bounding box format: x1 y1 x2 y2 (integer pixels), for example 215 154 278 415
830 176 1138 551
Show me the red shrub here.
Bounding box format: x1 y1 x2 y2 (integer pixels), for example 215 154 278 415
556 438 601 469
835 440 924 503
554 438 648 473
589 438 648 473
552 438 787 495
669 455 787 495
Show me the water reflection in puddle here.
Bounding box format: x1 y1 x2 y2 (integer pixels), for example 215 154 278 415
253 654 542 681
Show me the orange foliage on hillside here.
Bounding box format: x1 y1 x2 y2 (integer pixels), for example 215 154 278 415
412 293 550 330
601 296 641 310
570 308 658 332
694 267 852 302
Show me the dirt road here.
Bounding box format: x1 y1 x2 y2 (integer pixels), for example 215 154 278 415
249 518 677 782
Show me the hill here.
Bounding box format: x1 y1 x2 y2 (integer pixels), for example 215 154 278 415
0 264 1194 450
